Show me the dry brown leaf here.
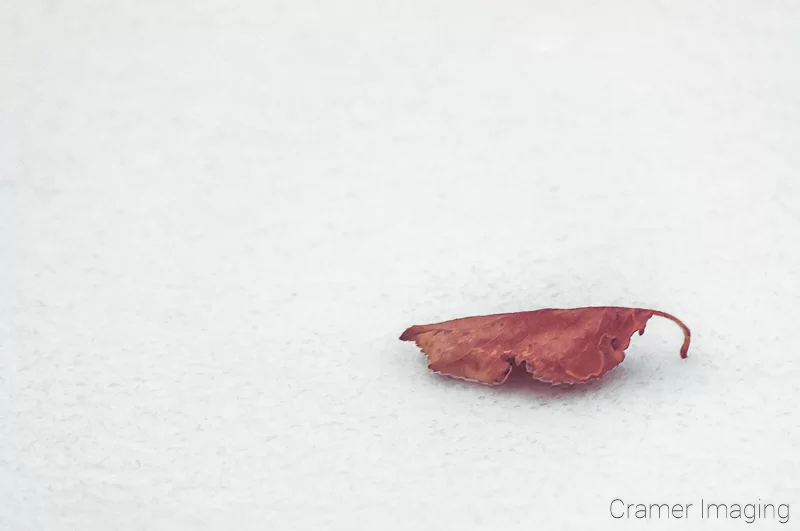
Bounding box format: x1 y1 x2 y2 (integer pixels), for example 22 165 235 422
400 307 690 385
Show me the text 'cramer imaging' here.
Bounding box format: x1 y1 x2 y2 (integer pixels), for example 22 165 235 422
610 499 790 524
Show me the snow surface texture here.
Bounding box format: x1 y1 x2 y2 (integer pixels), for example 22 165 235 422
2 1 799 530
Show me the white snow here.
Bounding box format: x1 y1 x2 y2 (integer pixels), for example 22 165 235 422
2 1 799 529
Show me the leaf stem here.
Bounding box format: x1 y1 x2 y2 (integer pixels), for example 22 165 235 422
651 310 691 359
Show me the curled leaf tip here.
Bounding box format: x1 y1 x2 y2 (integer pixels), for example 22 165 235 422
399 325 425 341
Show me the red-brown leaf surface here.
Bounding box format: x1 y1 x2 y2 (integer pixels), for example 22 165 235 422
400 307 691 385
